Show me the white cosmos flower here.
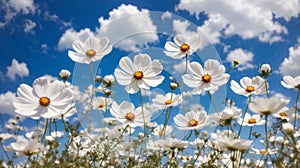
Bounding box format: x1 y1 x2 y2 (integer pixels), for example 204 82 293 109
164 34 202 59
5 137 45 156
230 76 266 97
237 113 265 126
152 92 182 110
13 77 73 119
158 137 189 150
182 59 229 94
68 36 112 64
217 137 252 152
174 110 207 131
249 97 289 116
93 96 113 111
110 101 151 128
114 53 164 94
272 107 295 122
281 75 300 89
153 124 173 137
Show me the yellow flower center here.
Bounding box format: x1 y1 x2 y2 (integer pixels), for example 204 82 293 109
248 118 256 124
165 99 172 105
98 103 104 108
180 43 190 52
259 149 266 155
39 97 50 106
125 112 135 121
245 86 255 93
202 74 211 83
188 119 198 127
279 112 287 117
134 71 144 80
158 130 163 136
86 49 96 57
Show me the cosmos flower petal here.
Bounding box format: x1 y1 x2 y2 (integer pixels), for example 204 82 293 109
189 62 204 77
143 76 164 87
114 69 133 85
125 82 140 94
164 41 179 51
68 51 91 64
119 57 134 74
72 40 86 54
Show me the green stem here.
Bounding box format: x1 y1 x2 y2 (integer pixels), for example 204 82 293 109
208 91 218 113
248 126 252 140
264 77 269 98
139 88 146 136
89 63 95 109
294 89 300 130
237 96 251 138
41 119 48 142
184 54 188 74
0 141 11 161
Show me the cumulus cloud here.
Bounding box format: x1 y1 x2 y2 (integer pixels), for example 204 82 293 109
23 19 36 33
57 28 94 51
176 0 299 43
161 11 172 21
0 91 16 115
96 4 158 51
6 59 29 81
279 39 300 77
0 0 36 28
226 48 255 71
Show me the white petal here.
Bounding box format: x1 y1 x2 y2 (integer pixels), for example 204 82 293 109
165 41 179 51
143 76 164 87
68 51 91 64
119 57 134 74
114 69 133 85
188 62 204 77
72 40 85 54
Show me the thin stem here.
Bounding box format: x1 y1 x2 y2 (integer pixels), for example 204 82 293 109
248 126 252 140
264 114 269 163
0 141 11 161
237 96 251 138
264 77 269 98
184 54 188 74
41 119 48 142
139 88 146 136
294 89 300 130
208 91 218 113
89 63 95 108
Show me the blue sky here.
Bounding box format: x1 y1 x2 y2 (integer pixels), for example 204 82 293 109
0 0 300 129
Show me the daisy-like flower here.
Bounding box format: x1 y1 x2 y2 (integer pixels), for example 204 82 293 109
152 92 182 110
249 97 289 116
59 69 71 81
281 75 300 89
182 59 230 95
153 124 173 137
164 34 202 59
158 137 189 150
13 77 73 119
110 101 151 128
230 76 266 97
217 137 252 152
237 113 265 126
272 107 295 122
93 96 113 111
259 64 271 77
5 137 45 156
174 110 207 131
210 106 242 126
68 36 112 64
114 53 164 94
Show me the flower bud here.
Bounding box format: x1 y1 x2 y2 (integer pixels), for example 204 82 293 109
103 74 115 86
59 69 71 81
259 64 271 77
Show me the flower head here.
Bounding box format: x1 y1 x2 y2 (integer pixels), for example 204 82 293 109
110 101 151 128
281 75 300 90
13 77 73 119
182 59 229 94
59 69 71 81
164 34 202 59
68 36 112 64
217 137 252 152
238 113 265 126
259 64 271 77
249 97 289 116
230 76 266 97
114 53 164 94
5 137 45 156
174 110 207 130
153 124 173 137
152 92 182 110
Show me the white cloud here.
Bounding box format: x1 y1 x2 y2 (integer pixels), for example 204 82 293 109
161 11 172 21
6 59 29 81
176 0 298 43
226 48 255 71
57 28 94 51
279 39 300 77
0 0 36 28
23 19 36 33
0 91 16 115
96 4 158 51
8 0 35 14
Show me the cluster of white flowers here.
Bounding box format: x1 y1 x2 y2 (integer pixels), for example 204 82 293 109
0 35 299 168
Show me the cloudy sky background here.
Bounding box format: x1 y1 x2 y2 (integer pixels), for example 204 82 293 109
0 0 300 123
